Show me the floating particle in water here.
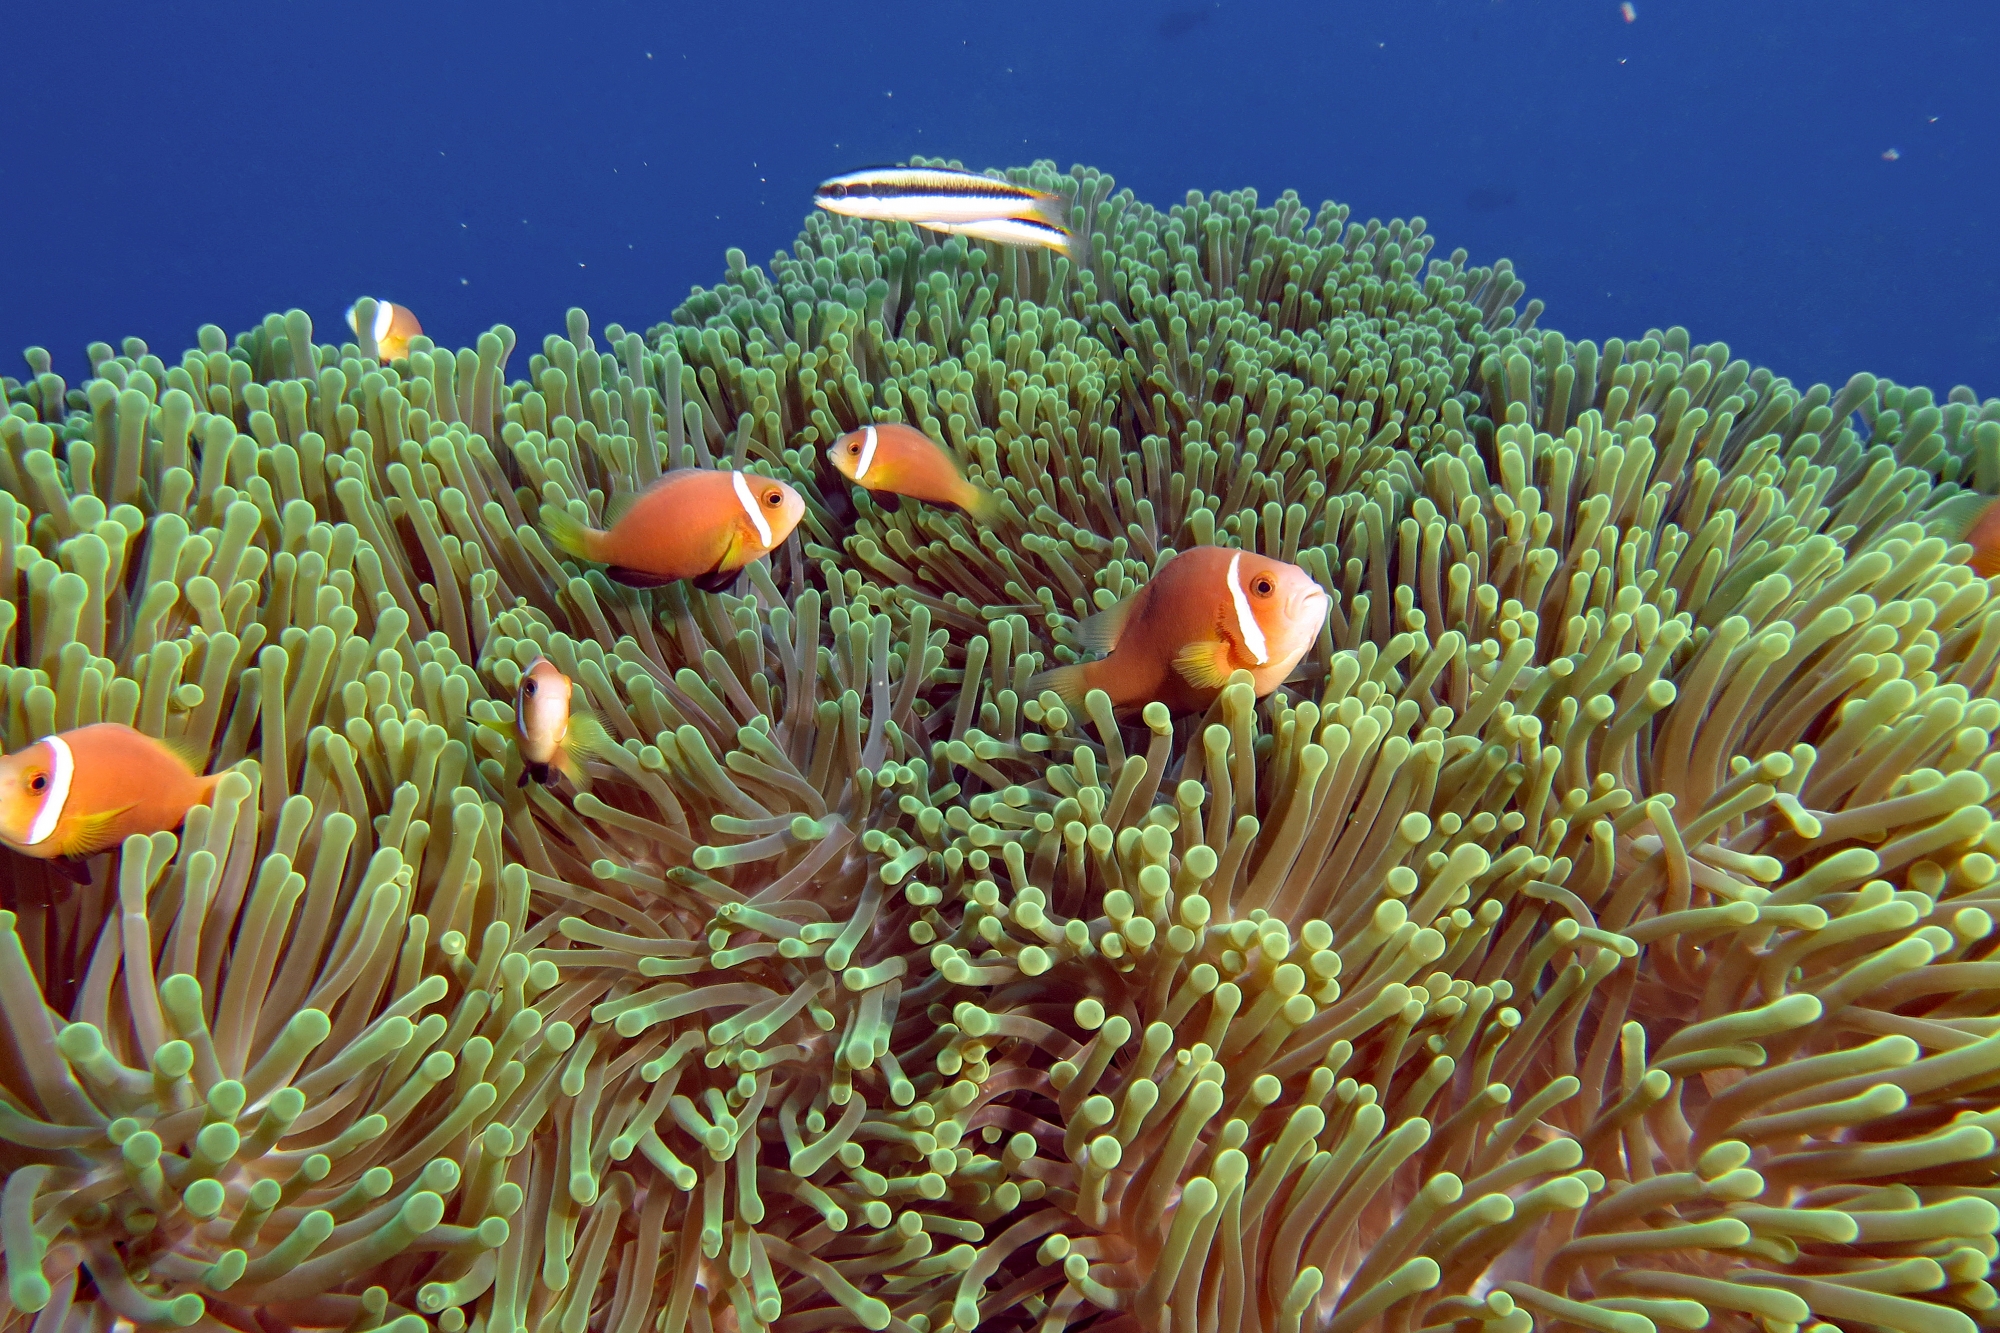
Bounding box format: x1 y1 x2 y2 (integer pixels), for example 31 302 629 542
1883 146 1902 160
1620 1 1636 20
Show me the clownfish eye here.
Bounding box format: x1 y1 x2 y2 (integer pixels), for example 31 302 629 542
846 440 862 455
522 680 537 697
29 773 47 793
764 489 784 508
1252 576 1274 596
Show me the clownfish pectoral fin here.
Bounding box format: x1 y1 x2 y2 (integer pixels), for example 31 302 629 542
692 567 741 594
1076 593 1140 655
564 710 614 761
1173 640 1238 691
476 717 516 740
1026 664 1088 709
56 806 134 860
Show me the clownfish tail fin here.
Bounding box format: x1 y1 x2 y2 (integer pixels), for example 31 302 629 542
539 504 600 563
1025 664 1088 710
959 484 1008 527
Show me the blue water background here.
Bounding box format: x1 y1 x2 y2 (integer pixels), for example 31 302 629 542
3 1 1992 397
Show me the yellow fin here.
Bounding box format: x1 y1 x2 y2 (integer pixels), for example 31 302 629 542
57 806 132 858
476 717 516 740
1026 665 1088 709
565 710 613 760
958 482 1007 527
539 503 596 562
1076 593 1139 655
1173 639 1236 690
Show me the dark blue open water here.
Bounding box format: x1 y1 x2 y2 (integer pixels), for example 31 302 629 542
4 0 1993 395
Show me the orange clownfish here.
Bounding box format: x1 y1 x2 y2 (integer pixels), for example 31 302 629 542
1941 494 2000 577
346 298 423 361
540 467 806 593
0 723 222 884
1030 547 1329 714
827 423 1003 523
481 658 611 788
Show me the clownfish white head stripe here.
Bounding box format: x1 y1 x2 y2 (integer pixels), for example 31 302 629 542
25 734 74 846
1225 552 1270 665
855 425 880 481
372 302 395 344
733 470 774 548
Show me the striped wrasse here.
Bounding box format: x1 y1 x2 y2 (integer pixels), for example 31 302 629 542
814 165 1070 251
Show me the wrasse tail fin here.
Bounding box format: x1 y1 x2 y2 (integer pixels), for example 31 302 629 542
1026 189 1070 229
1075 593 1139 655
57 806 133 860
1173 640 1238 690
1025 665 1088 709
539 504 600 563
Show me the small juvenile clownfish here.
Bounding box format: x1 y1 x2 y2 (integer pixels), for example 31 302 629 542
827 423 1004 523
1029 547 1329 715
540 467 806 593
480 658 612 788
345 298 423 362
0 724 222 884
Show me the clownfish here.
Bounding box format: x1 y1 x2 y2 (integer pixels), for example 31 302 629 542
345 298 423 361
540 467 806 593
0 724 222 884
480 658 612 788
827 423 1004 522
1927 492 2000 578
1029 547 1329 714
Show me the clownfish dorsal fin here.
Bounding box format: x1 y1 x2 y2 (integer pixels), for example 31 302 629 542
152 733 213 775
1930 492 1997 545
1076 592 1139 655
1173 640 1238 690
602 490 640 528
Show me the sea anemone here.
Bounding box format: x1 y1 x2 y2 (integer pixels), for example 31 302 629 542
3 159 1999 1333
